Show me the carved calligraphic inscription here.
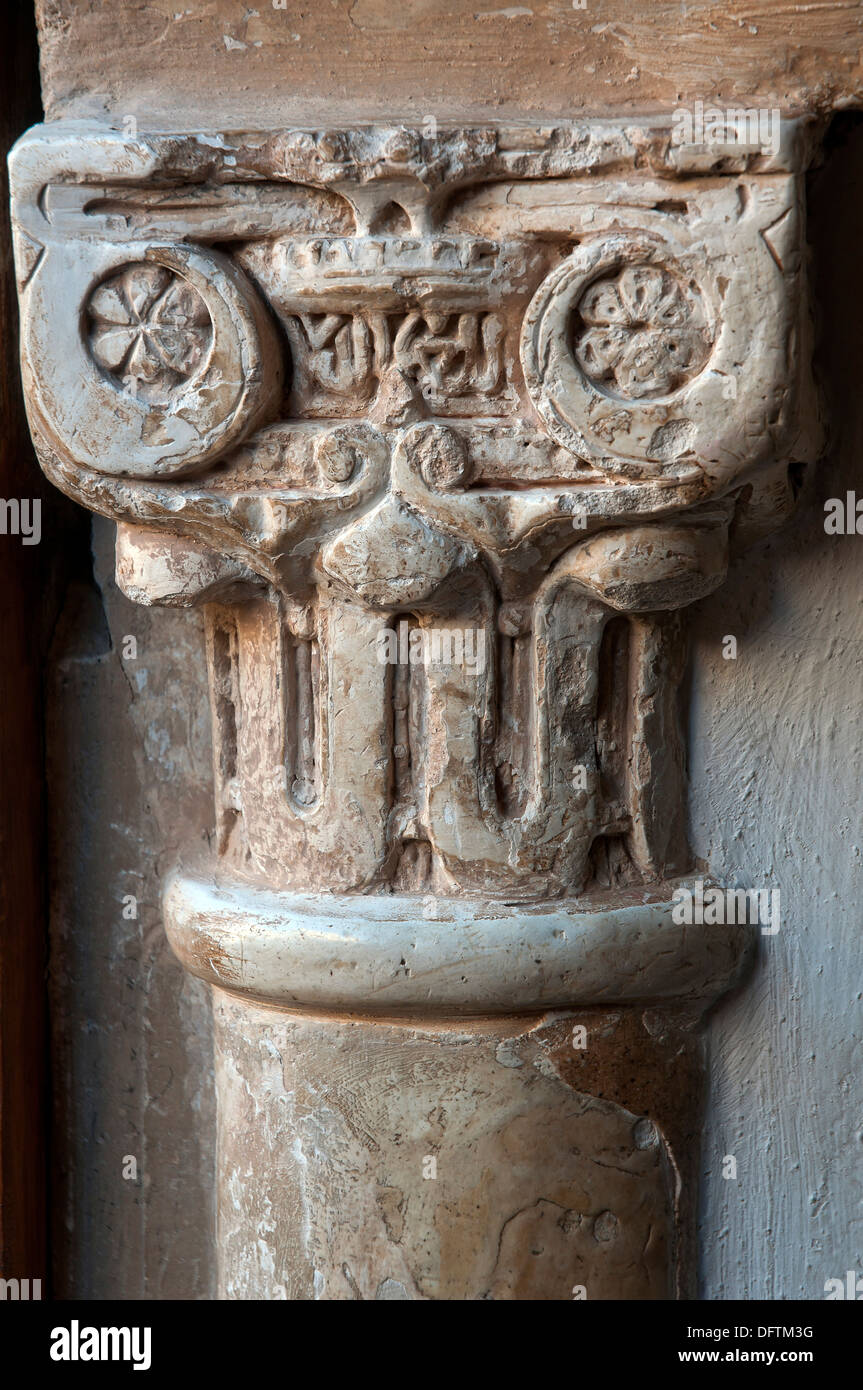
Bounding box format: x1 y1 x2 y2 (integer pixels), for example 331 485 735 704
286 311 384 399
285 309 505 411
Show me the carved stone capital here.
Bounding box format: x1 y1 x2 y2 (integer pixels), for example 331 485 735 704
12 117 822 1299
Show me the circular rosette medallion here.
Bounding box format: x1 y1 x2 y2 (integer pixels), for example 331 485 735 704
87 263 214 403
521 233 720 478
574 264 712 401
23 242 282 479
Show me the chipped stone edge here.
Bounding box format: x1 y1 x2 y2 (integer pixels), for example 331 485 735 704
8 115 820 226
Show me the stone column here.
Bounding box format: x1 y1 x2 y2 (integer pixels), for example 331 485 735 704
11 118 819 1299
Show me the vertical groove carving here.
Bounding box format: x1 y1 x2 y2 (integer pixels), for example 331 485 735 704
281 601 321 811
595 613 632 831
494 627 532 821
387 615 434 891
207 605 242 856
625 613 689 880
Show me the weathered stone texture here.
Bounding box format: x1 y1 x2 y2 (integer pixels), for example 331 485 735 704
214 997 689 1300
36 1 863 129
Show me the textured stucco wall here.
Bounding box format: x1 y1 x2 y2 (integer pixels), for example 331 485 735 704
48 520 216 1299
694 120 863 1299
